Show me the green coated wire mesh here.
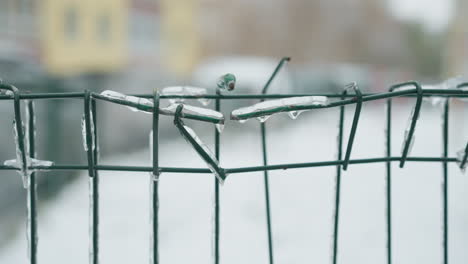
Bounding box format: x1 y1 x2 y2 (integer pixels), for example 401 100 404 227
0 60 467 264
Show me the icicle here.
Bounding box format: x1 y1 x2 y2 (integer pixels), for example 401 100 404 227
287 110 308 120
456 149 467 173
287 111 299 119
257 115 271 123
238 119 248 124
231 96 328 121
215 123 225 134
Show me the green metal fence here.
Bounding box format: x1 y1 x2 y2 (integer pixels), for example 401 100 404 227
1 58 468 264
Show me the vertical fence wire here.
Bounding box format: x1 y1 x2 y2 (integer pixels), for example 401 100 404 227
385 99 392 264
261 123 274 263
260 57 290 264
151 90 160 264
26 101 37 264
91 99 100 264
213 90 221 264
84 92 99 264
332 97 345 264
442 100 449 264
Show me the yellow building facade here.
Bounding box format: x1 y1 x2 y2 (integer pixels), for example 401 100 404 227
160 0 201 77
40 0 128 75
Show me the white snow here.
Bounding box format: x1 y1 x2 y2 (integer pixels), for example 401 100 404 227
0 101 467 264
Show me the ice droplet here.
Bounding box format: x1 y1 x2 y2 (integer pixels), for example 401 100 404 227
215 123 224 133
287 110 308 120
257 115 271 123
288 111 299 119
238 119 248 124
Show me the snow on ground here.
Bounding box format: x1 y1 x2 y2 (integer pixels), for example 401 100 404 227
0 101 467 264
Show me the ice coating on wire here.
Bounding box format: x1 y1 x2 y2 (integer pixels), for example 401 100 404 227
149 130 160 181
3 120 53 188
456 148 467 172
160 103 224 124
88 177 97 264
457 79 468 102
81 112 96 151
421 77 466 106
231 96 329 121
99 90 224 124
182 125 226 183
100 90 153 112
160 86 210 105
401 107 417 156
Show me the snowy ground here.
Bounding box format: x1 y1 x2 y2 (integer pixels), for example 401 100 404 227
0 100 467 264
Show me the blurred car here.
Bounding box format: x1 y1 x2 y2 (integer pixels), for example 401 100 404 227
291 63 371 94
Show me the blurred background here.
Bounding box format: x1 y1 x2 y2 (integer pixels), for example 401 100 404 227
0 0 467 263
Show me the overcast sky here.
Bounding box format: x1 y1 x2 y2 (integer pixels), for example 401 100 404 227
389 0 455 31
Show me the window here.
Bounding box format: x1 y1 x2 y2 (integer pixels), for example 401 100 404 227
64 6 78 40
97 13 111 42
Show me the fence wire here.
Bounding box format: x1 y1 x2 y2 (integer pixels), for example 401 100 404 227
0 60 468 264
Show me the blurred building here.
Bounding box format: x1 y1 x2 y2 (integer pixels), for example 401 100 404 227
128 0 161 70
0 0 39 60
41 0 128 75
446 0 468 75
160 0 409 79
0 0 161 77
160 0 201 77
